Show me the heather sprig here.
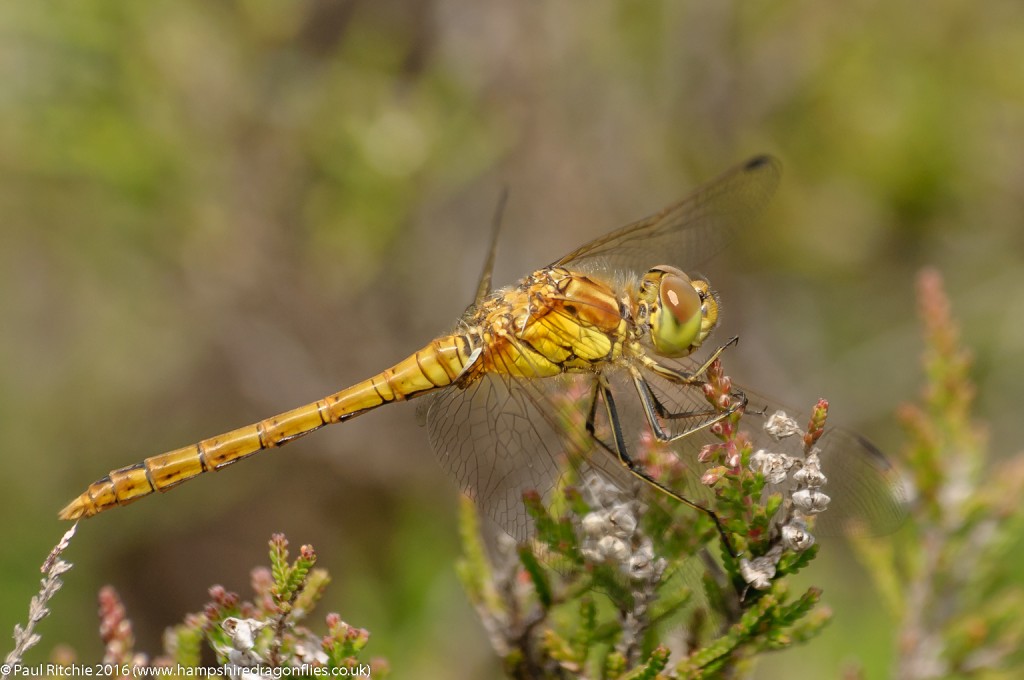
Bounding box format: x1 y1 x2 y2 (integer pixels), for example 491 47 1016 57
10 534 387 678
458 359 836 677
2 523 78 679
850 269 1024 678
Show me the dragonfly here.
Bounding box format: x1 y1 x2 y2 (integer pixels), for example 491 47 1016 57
60 155 906 551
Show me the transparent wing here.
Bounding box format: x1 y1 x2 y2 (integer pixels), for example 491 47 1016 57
421 350 906 542
644 359 910 536
421 368 740 639
421 361 734 543
554 155 782 278
742 389 910 536
423 371 629 541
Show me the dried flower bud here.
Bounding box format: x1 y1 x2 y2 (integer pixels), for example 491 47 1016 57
583 474 620 507
793 488 831 514
607 504 638 537
581 512 609 537
781 519 816 551
739 547 782 590
793 464 827 489
749 450 797 484
221 617 269 652
765 411 802 439
596 535 630 563
628 543 654 581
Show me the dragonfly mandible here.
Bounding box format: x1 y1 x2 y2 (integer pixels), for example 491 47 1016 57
60 156 906 548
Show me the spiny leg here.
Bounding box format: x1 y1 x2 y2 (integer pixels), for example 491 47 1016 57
584 378 737 558
632 371 746 443
640 335 740 385
633 336 746 442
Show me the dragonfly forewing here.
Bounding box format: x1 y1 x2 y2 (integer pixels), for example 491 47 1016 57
555 155 782 279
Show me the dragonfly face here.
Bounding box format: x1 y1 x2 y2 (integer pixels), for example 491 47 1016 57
637 265 719 358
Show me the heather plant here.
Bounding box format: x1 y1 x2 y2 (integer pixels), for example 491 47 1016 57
849 270 1024 678
457 357 835 678
2 534 389 679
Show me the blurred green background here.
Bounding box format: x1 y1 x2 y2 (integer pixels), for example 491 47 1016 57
2 1 1023 677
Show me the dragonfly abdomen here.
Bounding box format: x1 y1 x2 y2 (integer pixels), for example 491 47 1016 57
59 335 477 520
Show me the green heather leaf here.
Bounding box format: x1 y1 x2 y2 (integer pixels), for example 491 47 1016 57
517 544 553 610
268 535 291 599
776 544 819 578
620 645 670 679
679 630 741 677
578 597 598 651
776 586 821 628
293 569 331 616
455 496 490 600
604 649 628 678
543 628 579 666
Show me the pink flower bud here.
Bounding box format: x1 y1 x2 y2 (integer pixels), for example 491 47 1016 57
698 444 719 463
701 466 726 486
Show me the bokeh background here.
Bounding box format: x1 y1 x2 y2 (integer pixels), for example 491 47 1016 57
2 1 1023 677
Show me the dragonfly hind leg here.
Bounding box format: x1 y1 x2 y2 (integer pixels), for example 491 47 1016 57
584 377 738 558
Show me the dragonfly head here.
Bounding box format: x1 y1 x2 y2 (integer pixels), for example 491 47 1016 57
638 265 719 357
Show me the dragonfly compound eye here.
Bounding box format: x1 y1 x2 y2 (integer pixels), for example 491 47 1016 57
645 265 716 357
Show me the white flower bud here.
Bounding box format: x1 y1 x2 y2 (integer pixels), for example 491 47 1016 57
581 512 610 537
792 488 831 514
781 519 816 551
597 535 630 562
750 449 797 484
607 503 638 537
221 617 269 652
764 411 802 440
793 465 827 488
740 556 776 590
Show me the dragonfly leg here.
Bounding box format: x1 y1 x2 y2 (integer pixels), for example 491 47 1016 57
585 377 738 558
641 336 740 386
631 371 747 443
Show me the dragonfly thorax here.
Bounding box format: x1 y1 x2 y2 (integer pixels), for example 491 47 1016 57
467 267 631 379
636 265 718 358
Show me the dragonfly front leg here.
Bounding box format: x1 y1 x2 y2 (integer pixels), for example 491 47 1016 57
634 338 747 443
640 335 740 386
631 371 746 442
584 376 737 558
